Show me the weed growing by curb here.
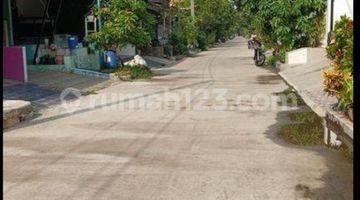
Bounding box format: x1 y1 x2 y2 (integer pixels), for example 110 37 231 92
274 88 305 106
278 111 323 146
115 65 153 81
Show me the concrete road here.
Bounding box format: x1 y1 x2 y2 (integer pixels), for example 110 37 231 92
3 37 352 200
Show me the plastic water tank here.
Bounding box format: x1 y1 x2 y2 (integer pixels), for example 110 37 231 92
68 36 79 50
104 51 117 68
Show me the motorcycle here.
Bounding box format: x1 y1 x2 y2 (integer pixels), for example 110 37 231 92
248 38 266 67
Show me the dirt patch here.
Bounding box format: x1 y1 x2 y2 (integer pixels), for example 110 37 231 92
295 184 314 199
256 74 282 85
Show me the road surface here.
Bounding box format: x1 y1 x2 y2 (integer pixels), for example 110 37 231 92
3 37 352 200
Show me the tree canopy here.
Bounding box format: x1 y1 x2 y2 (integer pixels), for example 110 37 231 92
238 0 326 61
86 0 155 51
170 0 240 51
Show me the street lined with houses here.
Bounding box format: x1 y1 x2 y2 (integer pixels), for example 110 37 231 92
3 37 353 199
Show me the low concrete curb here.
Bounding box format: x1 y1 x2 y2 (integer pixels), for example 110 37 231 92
279 71 327 117
278 47 353 149
3 100 33 129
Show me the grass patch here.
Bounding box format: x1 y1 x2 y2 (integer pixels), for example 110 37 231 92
279 109 352 161
288 112 320 123
274 88 305 106
114 65 153 81
278 111 323 146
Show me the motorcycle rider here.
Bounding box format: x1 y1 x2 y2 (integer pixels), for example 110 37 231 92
248 34 262 60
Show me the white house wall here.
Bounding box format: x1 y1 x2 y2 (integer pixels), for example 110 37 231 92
334 0 353 20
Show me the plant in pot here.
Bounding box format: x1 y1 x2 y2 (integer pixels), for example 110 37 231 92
86 0 155 67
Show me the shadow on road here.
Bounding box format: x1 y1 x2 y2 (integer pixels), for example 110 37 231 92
263 107 353 199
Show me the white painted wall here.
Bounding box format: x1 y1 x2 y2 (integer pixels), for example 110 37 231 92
286 48 308 65
333 0 353 20
323 0 353 46
286 48 326 65
119 44 136 57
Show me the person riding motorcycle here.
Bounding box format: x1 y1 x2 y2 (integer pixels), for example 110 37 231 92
248 35 262 60
248 34 266 66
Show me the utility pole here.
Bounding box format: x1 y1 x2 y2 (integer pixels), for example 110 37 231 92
7 0 14 45
327 0 334 45
190 0 195 20
97 0 102 30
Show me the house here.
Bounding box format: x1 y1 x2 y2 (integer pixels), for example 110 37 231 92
9 0 103 64
145 0 174 57
3 0 137 82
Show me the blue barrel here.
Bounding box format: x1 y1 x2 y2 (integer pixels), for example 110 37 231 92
68 36 79 50
104 51 117 68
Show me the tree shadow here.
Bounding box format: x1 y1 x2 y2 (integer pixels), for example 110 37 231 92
264 108 353 199
152 69 188 77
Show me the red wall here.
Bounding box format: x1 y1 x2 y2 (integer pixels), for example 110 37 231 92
3 46 27 82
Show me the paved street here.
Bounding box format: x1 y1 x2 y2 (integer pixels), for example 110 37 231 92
3 37 352 200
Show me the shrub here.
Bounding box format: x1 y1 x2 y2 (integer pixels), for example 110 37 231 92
168 29 188 55
338 74 353 109
326 16 353 73
266 55 276 68
322 69 344 97
179 15 199 48
115 65 153 81
323 16 353 110
196 31 208 51
172 0 240 49
206 32 216 47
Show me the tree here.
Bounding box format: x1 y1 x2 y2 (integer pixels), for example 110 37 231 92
172 0 239 46
86 0 155 65
239 0 326 62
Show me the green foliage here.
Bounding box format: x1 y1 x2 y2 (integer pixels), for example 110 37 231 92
278 48 287 63
168 29 188 55
323 16 353 110
179 15 199 47
326 16 353 73
266 55 276 68
239 0 326 63
278 111 323 146
206 32 216 47
196 31 208 51
86 0 155 51
195 0 239 42
338 75 353 109
115 64 153 81
172 0 240 52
